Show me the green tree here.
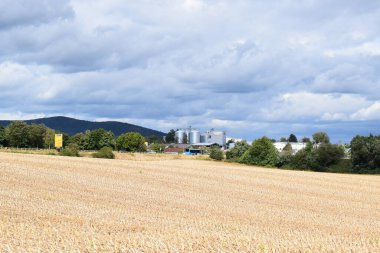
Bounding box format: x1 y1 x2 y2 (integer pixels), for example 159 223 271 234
241 136 279 167
288 142 314 170
165 129 176 143
150 143 165 153
99 131 116 149
44 128 55 149
226 141 250 161
6 121 29 148
312 132 330 144
146 135 165 144
85 129 103 150
62 133 70 148
277 143 293 167
351 135 380 172
84 129 115 150
0 125 7 147
301 137 311 143
313 143 345 171
280 137 287 142
116 132 146 152
209 147 224 161
288 134 298 143
68 133 86 150
28 124 47 148
290 142 344 172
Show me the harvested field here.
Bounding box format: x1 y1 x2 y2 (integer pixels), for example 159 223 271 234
0 152 379 252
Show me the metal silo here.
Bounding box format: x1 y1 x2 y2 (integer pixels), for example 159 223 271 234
200 134 206 143
185 130 190 144
175 130 184 144
190 130 201 144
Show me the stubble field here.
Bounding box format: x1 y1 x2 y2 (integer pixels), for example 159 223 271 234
0 152 379 252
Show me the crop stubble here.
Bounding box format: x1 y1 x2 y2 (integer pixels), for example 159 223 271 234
0 152 379 252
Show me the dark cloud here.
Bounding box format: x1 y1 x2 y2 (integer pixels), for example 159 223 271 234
0 0 74 30
0 0 380 142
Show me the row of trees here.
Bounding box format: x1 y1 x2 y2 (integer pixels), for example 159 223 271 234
0 121 150 152
276 133 329 144
224 132 379 173
0 122 56 149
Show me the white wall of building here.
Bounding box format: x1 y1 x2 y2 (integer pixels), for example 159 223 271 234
274 142 307 154
175 128 226 146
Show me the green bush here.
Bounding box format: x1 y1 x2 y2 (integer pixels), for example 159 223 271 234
313 143 345 171
116 132 146 152
60 143 80 157
351 134 380 172
150 143 165 153
240 137 278 167
226 141 250 161
276 143 293 167
209 148 224 161
288 142 345 172
327 159 353 174
93 147 115 159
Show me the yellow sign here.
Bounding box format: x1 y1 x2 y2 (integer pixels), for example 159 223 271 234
55 134 63 148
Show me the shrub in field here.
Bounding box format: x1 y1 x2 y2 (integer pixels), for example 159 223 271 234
93 147 115 159
60 143 80 157
209 148 224 161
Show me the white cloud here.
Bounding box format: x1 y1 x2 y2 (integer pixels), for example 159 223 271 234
183 0 206 11
0 0 380 141
0 112 47 121
325 42 380 57
350 102 380 120
262 92 371 121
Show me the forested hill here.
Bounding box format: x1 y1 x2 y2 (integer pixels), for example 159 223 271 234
0 116 166 137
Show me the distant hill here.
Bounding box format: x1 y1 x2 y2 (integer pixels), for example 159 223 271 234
0 116 166 137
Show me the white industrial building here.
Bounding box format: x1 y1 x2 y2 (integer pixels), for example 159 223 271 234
274 142 308 154
175 128 226 147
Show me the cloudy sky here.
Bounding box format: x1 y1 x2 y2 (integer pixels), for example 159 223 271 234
1 0 379 142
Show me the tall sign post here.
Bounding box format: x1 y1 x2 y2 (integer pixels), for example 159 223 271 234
55 134 63 151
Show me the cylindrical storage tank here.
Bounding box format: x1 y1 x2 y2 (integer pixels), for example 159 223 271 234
200 134 206 143
175 130 184 144
190 130 200 144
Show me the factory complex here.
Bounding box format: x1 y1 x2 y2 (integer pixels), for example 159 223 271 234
175 128 227 147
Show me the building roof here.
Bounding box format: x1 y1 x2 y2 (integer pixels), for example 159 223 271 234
191 143 221 147
164 147 185 153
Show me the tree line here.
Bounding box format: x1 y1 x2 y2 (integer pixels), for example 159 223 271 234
223 132 380 174
0 121 157 152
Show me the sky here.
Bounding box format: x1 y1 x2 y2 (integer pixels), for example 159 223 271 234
0 0 379 143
